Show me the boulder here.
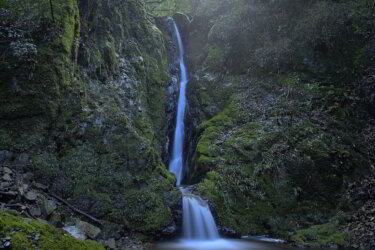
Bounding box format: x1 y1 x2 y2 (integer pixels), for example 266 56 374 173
33 182 48 191
0 182 11 189
24 191 37 201
161 223 178 238
42 199 57 216
3 167 12 174
29 207 42 217
2 174 12 182
105 238 116 249
217 226 241 238
75 220 101 239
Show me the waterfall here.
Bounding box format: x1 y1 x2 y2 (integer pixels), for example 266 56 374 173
169 21 188 185
169 20 219 242
181 188 219 240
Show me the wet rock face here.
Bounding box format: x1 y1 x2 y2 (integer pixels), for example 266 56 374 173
0 0 177 240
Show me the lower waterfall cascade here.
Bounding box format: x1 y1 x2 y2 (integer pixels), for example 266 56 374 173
181 187 219 240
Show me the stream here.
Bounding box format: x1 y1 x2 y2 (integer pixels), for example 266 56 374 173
155 238 327 250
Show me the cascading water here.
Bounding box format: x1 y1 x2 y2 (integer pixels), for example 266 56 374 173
169 20 188 186
181 188 219 240
168 20 219 241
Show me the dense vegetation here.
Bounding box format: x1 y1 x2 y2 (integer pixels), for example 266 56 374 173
0 0 374 249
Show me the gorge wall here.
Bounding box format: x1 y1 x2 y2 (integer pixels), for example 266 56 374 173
0 0 180 241
181 0 375 248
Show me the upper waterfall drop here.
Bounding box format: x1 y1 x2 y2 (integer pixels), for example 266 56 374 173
169 20 188 185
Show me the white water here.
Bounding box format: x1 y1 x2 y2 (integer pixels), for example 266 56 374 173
181 188 219 240
63 226 86 240
169 21 188 185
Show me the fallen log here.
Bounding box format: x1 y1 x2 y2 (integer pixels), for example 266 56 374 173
48 193 102 225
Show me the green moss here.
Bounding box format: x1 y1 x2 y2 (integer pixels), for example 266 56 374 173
196 128 220 156
0 211 104 250
291 220 349 247
143 54 168 85
121 190 173 232
198 170 274 235
195 109 235 157
156 165 176 186
198 171 223 202
103 42 118 72
201 111 233 129
287 122 331 166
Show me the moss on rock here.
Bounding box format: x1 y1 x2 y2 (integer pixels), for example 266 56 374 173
291 220 349 248
189 73 370 237
121 190 173 232
0 211 104 250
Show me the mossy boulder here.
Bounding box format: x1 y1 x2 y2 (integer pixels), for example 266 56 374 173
0 211 104 250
